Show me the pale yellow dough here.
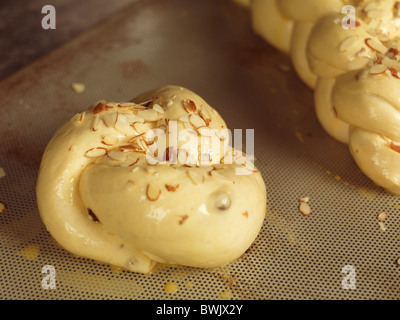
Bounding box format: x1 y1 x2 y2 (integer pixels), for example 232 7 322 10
241 0 400 194
36 86 267 273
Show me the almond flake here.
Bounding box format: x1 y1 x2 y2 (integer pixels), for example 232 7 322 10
165 184 179 192
79 112 86 122
118 102 135 108
178 214 189 225
0 167 5 179
115 113 133 135
92 114 101 131
119 145 135 152
187 170 204 185
390 140 400 153
85 147 107 158
101 136 119 146
102 112 118 128
299 202 311 217
382 57 400 71
0 202 6 213
137 109 158 121
370 64 387 75
146 183 161 201
72 83 85 93
189 114 206 128
133 123 150 134
378 221 387 232
348 57 370 70
167 99 173 107
340 36 359 52
299 197 310 203
200 108 212 126
377 212 387 222
153 104 164 113
182 99 197 113
179 115 190 123
107 151 127 162
211 170 231 181
365 38 388 54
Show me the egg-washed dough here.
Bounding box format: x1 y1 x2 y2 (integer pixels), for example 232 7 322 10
236 0 400 195
36 85 267 273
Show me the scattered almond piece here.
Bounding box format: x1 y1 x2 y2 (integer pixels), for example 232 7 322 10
165 184 179 192
377 212 387 222
85 147 107 158
71 83 85 93
187 170 205 185
378 221 387 232
146 183 161 201
0 202 6 213
0 167 5 179
299 197 309 203
299 202 311 217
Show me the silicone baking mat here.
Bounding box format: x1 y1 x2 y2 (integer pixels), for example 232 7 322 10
0 0 399 300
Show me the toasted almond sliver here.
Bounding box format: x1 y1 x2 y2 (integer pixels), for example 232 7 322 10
102 112 118 128
0 202 6 213
0 167 5 179
187 170 204 185
153 104 164 114
340 36 359 52
378 221 387 231
115 113 133 135
211 170 231 181
146 183 161 201
133 122 151 134
85 147 107 158
370 64 387 75
382 57 400 71
390 140 400 153
183 99 197 113
92 114 101 131
200 108 211 125
179 115 190 123
72 83 85 93
348 57 370 70
190 114 206 128
101 136 119 146
365 38 388 54
137 109 158 122
107 151 127 162
299 202 311 217
118 102 135 108
167 99 173 107
377 212 387 222
299 197 310 203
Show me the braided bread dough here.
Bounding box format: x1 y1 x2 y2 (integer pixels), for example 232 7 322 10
240 0 400 195
36 85 267 273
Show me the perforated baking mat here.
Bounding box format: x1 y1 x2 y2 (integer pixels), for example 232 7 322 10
1 0 400 300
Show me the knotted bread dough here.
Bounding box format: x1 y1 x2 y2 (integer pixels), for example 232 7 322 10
36 85 267 273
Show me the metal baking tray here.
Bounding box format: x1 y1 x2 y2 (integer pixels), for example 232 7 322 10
0 0 399 299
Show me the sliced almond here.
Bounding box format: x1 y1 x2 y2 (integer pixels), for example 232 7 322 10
102 112 118 128
137 109 158 122
183 99 197 113
179 115 190 123
92 114 101 131
382 57 400 71
340 36 359 52
115 113 133 135
165 184 179 192
153 104 164 114
370 64 387 75
190 114 206 128
378 221 387 232
0 167 5 179
72 83 85 93
299 197 310 203
187 170 205 185
0 202 6 213
299 202 311 217
107 151 127 162
118 102 135 108
365 38 388 54
101 136 119 146
85 147 107 158
167 99 174 107
377 212 387 222
146 183 161 201
133 122 151 134
211 170 231 181
390 140 400 153
348 57 370 70
199 108 212 126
